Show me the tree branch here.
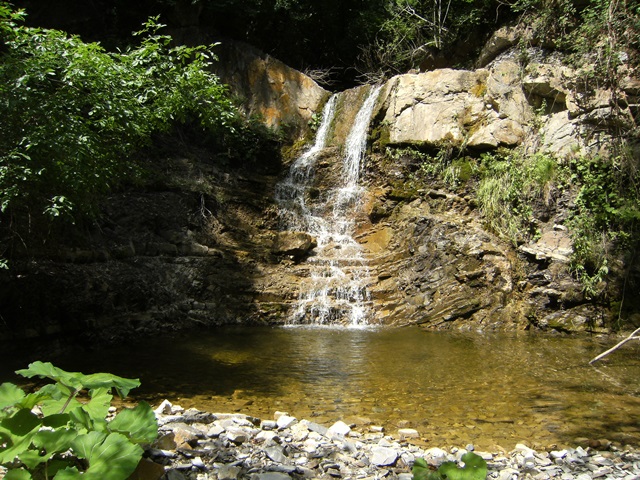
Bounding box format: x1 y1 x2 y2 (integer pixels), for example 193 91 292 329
589 327 640 364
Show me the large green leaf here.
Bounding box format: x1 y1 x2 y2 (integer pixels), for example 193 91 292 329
43 413 72 429
0 409 41 463
16 362 83 390
4 468 33 480
437 453 487 480
108 402 158 444
15 362 140 398
0 383 25 411
33 428 77 457
41 395 84 417
83 388 112 423
70 431 143 480
412 457 441 480
52 466 82 479
19 384 64 410
79 373 140 399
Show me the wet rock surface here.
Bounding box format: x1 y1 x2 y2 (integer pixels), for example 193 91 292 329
144 401 640 480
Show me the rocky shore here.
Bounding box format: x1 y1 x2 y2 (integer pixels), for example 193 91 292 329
135 401 640 480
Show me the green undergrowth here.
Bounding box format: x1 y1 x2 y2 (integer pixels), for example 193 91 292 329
0 361 157 480
384 144 640 314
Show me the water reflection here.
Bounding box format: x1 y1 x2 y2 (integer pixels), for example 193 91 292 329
3 326 640 450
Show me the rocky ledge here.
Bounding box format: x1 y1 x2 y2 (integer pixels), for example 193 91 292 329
133 400 640 480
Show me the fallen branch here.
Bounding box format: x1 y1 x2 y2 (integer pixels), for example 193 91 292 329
589 327 640 364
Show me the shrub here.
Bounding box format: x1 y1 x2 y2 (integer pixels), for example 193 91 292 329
0 361 157 480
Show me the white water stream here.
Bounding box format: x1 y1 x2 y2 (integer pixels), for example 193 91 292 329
276 86 382 326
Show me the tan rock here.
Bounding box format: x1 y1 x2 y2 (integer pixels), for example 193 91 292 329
213 41 328 141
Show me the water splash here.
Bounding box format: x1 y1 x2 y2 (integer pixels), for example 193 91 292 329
277 85 382 327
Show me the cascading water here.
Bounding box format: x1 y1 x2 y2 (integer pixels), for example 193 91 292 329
276 85 382 327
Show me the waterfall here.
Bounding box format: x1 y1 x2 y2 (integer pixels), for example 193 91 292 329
276 85 381 327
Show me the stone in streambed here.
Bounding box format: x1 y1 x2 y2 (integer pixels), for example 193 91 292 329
370 446 398 466
327 420 351 437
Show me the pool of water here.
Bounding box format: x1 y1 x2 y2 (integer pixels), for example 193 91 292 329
3 326 640 450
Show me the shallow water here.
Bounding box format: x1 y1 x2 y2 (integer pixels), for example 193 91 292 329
4 326 640 450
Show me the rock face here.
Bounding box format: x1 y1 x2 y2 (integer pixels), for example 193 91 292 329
377 67 529 149
0 42 637 343
213 41 329 141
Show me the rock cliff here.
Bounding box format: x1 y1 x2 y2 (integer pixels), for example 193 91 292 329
1 40 637 344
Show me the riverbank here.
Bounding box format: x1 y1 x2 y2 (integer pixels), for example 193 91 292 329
138 400 640 480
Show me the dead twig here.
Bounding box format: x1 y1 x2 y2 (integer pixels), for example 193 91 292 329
589 327 640 364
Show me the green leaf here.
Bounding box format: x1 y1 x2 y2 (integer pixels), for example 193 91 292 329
17 363 141 399
83 387 112 422
0 408 41 436
16 362 83 390
19 386 58 410
52 466 82 479
68 405 94 433
41 395 82 417
0 383 25 411
412 457 441 480
43 413 72 428
437 452 487 480
108 401 158 444
17 449 50 469
4 469 33 480
0 409 41 463
71 431 143 480
33 428 77 457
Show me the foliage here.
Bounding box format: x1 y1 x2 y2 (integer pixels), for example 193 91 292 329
474 151 555 245
0 361 157 479
565 151 640 299
412 451 487 480
357 0 500 79
0 5 238 231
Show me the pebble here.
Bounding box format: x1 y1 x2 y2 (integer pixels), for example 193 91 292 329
148 401 640 479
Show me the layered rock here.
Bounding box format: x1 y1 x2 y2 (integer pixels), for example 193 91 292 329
1 41 637 342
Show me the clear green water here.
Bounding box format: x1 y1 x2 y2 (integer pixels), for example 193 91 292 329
5 326 640 450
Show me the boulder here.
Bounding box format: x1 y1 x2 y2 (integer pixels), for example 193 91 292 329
212 41 328 141
272 231 317 259
379 67 530 149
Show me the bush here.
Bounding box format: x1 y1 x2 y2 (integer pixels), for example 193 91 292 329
0 361 157 479
0 4 238 232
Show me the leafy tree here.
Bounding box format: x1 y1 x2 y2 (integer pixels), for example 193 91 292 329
0 4 238 253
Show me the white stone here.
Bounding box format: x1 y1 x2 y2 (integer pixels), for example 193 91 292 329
290 422 310 441
327 420 351 437
276 414 297 430
370 446 398 466
154 399 173 415
551 450 568 459
216 465 241 480
302 438 319 454
476 451 494 461
255 430 278 443
206 424 225 438
424 447 448 465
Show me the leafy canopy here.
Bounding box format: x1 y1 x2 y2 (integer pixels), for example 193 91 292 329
0 4 238 227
